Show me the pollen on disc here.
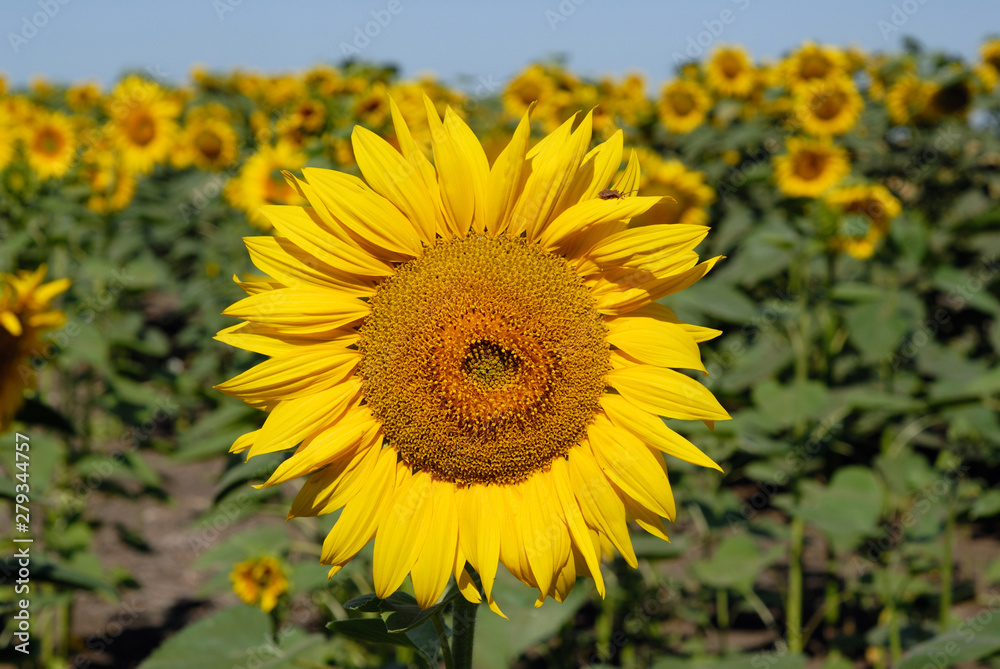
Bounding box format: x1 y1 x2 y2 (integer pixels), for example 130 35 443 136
357 236 610 485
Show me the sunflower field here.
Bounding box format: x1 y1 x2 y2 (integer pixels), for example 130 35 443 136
2 38 1000 669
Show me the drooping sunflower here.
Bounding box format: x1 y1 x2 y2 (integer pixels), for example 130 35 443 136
231 557 289 613
224 141 307 229
630 148 715 227
0 266 70 432
773 136 850 198
22 111 77 181
793 75 863 136
657 79 712 134
106 76 181 175
217 100 728 613
706 46 756 98
826 184 902 260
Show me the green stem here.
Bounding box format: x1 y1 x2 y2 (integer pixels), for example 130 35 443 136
941 492 955 630
787 516 804 654
825 557 839 627
451 596 479 669
888 598 902 664
716 588 729 654
432 612 455 669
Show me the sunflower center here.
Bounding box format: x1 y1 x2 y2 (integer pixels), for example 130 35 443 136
196 130 223 159
813 91 847 120
795 151 827 180
129 113 156 145
358 235 610 485
668 90 695 115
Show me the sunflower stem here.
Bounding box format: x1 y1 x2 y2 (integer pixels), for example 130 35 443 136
787 516 804 654
451 596 479 669
940 490 955 630
432 611 455 669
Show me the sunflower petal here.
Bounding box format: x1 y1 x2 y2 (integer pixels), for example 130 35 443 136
588 416 676 520
373 470 434 598
322 446 398 566
485 109 532 236
410 481 459 608
607 364 730 421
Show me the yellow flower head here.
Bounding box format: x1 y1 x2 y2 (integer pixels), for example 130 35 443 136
0 107 15 171
924 79 973 121
826 184 902 259
502 65 557 123
793 75 863 136
217 100 728 615
657 79 712 134
224 141 306 229
885 75 931 125
106 75 181 175
66 81 102 111
23 111 77 181
81 142 136 213
0 266 70 431
175 117 239 171
231 557 288 613
632 148 715 226
773 137 851 198
706 46 756 98
781 41 848 87
981 38 1000 76
352 82 392 127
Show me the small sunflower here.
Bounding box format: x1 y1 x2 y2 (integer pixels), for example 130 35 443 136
224 141 307 229
0 108 14 171
657 79 712 134
22 111 77 180
231 557 289 613
706 46 756 98
793 75 863 136
106 76 180 175
925 79 973 121
81 143 136 214
66 81 102 111
781 42 847 87
352 82 392 127
631 148 715 227
885 76 931 125
826 184 902 259
0 266 70 432
217 100 728 614
175 118 239 171
773 137 850 198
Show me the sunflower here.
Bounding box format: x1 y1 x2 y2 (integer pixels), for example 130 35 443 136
793 75 863 136
924 79 973 121
503 65 563 130
352 82 392 127
175 118 240 171
657 79 712 134
781 42 847 87
0 108 14 171
66 81 102 111
979 39 1000 90
106 76 180 175
0 266 70 432
630 148 715 227
224 141 307 229
773 137 850 198
231 557 289 613
885 76 930 125
826 184 901 259
706 46 756 98
81 143 136 213
23 111 77 180
217 100 728 614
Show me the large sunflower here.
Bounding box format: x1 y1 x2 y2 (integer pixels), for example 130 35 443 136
793 75 863 136
217 100 728 613
0 266 70 432
773 136 850 198
657 80 712 134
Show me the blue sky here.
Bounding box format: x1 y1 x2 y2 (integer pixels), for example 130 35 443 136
2 0 998 90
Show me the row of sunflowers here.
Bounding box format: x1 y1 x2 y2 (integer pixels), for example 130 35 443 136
2 37 1000 669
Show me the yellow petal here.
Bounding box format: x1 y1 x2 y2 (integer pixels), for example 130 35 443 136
243 236 375 297
553 130 624 214
578 224 709 276
248 379 360 457
538 196 665 255
288 440 381 518
606 364 730 421
410 481 459 608
550 458 605 598
567 446 637 568
215 322 357 356
605 317 704 371
215 346 359 400
601 393 722 471
352 125 437 244
222 287 370 334
373 470 434 598
457 484 501 603
588 416 676 520
322 446 398 566
485 109 532 236
523 471 570 600
0 310 22 336
626 302 722 343
592 256 723 315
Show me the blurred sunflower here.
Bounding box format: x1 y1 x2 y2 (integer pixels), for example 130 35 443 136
81 144 136 214
217 100 728 613
0 266 70 432
793 75 863 136
22 111 76 180
885 76 930 125
290 98 327 134
657 79 712 134
352 82 392 127
978 38 1000 90
925 79 973 120
106 76 180 175
231 557 288 613
174 118 239 171
66 81 102 111
773 137 850 198
503 64 557 121
631 148 716 227
826 184 901 259
0 108 14 171
781 42 847 87
706 46 756 98
224 141 307 229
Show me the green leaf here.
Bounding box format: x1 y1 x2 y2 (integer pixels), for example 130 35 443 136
843 290 922 362
140 605 329 669
14 397 76 434
689 534 783 591
751 380 831 430
794 466 885 554
971 489 1000 520
328 617 438 665
0 556 117 597
897 612 1000 669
